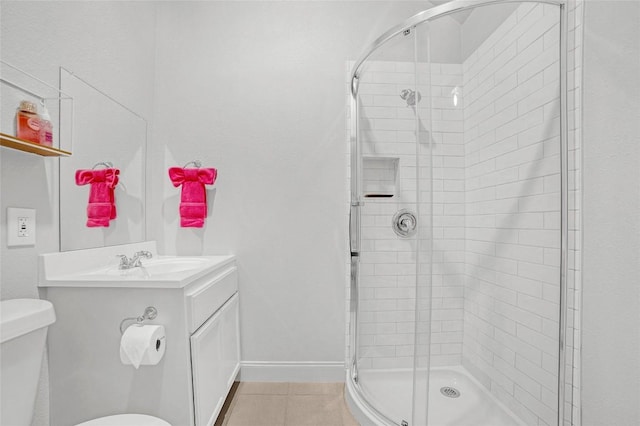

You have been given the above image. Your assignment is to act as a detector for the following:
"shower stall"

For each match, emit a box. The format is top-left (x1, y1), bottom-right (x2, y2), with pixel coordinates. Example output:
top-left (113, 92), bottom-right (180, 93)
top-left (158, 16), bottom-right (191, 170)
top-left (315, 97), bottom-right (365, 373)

top-left (347, 1), bottom-right (576, 425)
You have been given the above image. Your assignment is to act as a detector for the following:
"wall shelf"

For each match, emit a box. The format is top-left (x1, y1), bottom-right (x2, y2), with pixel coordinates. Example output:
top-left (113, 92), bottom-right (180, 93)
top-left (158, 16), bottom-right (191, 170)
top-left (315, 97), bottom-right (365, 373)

top-left (1, 61), bottom-right (74, 156)
top-left (0, 132), bottom-right (71, 157)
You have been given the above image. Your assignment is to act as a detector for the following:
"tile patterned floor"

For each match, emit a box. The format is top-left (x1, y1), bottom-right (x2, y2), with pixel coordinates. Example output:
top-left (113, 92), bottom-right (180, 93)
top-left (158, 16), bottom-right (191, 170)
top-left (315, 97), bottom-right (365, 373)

top-left (217, 382), bottom-right (359, 426)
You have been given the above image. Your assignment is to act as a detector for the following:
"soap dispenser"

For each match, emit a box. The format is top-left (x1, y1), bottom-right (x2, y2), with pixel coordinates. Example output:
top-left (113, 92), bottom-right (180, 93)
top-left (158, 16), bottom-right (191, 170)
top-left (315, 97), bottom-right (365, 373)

top-left (39, 104), bottom-right (53, 146)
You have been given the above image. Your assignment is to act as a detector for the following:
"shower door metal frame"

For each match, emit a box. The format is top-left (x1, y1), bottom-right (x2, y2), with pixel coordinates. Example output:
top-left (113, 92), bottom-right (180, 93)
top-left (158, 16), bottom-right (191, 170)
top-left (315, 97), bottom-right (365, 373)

top-left (348, 1), bottom-right (571, 425)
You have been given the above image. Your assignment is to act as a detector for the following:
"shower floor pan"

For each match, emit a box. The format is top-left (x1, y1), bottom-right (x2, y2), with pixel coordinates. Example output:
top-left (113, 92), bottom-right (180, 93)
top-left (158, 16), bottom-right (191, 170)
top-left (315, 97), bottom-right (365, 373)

top-left (347, 366), bottom-right (525, 426)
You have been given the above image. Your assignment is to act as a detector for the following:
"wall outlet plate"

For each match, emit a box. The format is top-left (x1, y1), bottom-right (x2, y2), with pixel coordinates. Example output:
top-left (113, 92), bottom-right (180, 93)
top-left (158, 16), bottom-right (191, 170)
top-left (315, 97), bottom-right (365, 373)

top-left (7, 207), bottom-right (36, 247)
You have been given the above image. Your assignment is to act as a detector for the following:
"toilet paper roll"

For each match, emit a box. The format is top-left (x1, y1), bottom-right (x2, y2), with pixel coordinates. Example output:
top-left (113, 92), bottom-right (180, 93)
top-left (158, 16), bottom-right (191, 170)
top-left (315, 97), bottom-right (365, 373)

top-left (119, 324), bottom-right (166, 369)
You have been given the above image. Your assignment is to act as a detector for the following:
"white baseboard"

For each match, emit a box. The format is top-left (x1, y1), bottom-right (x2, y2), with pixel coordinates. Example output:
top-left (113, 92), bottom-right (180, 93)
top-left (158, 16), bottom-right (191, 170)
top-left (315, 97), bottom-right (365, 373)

top-left (239, 361), bottom-right (346, 382)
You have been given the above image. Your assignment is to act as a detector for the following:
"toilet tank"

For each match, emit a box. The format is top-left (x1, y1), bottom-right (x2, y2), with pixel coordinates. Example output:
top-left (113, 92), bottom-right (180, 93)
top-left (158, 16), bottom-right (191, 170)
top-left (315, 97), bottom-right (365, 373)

top-left (1, 298), bottom-right (56, 426)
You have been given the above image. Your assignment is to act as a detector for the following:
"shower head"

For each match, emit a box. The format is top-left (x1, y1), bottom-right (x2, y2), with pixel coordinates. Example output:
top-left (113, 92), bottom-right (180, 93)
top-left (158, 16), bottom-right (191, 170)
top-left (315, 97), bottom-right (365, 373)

top-left (400, 89), bottom-right (421, 106)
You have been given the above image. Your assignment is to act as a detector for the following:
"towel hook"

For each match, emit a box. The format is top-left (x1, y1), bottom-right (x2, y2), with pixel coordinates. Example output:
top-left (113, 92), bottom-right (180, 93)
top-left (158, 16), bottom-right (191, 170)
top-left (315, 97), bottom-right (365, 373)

top-left (91, 161), bottom-right (121, 189)
top-left (183, 160), bottom-right (202, 168)
top-left (119, 306), bottom-right (158, 335)
top-left (92, 161), bottom-right (114, 169)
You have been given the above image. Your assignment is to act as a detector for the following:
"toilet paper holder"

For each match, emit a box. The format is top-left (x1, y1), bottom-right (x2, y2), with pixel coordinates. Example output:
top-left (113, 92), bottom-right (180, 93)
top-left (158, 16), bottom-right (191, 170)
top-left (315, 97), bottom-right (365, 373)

top-left (119, 306), bottom-right (158, 334)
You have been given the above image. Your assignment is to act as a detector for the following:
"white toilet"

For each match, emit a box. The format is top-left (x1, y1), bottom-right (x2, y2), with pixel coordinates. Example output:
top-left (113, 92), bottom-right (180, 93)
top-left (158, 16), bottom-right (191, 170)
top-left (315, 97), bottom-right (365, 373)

top-left (0, 298), bottom-right (170, 426)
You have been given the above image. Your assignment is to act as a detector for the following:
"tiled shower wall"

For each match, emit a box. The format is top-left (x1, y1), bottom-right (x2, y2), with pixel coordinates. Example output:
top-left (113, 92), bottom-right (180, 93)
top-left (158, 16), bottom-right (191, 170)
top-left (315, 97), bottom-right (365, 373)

top-left (461, 3), bottom-right (563, 426)
top-left (354, 61), bottom-right (465, 369)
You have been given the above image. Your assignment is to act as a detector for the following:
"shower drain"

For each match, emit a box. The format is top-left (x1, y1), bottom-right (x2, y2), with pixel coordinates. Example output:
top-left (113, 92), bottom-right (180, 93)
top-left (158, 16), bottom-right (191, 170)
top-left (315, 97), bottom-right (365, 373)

top-left (440, 386), bottom-right (461, 398)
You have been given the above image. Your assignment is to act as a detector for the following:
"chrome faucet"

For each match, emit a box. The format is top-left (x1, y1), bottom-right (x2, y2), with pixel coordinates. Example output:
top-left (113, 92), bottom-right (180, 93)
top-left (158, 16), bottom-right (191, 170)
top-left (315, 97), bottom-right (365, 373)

top-left (116, 251), bottom-right (153, 269)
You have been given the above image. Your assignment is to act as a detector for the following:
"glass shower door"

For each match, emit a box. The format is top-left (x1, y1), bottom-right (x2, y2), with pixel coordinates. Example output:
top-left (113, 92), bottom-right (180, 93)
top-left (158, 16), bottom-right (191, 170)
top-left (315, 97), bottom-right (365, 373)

top-left (412, 22), bottom-right (437, 426)
top-left (352, 26), bottom-right (431, 426)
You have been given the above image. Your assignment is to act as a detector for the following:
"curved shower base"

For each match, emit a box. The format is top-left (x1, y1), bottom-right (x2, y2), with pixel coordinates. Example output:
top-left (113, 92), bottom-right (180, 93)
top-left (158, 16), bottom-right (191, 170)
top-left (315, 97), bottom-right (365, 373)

top-left (346, 367), bottom-right (525, 426)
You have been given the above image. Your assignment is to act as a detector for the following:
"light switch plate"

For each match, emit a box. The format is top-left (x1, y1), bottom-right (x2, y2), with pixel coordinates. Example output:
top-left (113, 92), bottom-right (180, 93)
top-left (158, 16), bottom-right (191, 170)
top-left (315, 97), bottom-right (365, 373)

top-left (7, 208), bottom-right (36, 247)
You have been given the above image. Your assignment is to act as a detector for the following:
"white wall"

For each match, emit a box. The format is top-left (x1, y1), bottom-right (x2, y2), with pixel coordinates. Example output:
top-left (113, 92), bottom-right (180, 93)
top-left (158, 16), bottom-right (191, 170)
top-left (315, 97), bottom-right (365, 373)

top-left (1, 2), bottom-right (157, 424)
top-left (581, 1), bottom-right (640, 425)
top-left (152, 1), bottom-right (433, 378)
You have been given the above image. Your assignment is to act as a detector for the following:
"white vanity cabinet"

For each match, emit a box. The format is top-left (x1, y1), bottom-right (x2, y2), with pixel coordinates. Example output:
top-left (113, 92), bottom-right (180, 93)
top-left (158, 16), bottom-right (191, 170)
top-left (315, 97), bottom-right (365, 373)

top-left (39, 245), bottom-right (241, 426)
top-left (187, 266), bottom-right (241, 426)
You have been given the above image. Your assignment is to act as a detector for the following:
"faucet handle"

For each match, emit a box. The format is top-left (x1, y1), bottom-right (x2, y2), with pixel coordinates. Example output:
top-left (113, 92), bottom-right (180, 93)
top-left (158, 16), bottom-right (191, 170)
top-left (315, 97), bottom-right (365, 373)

top-left (134, 251), bottom-right (153, 259)
top-left (116, 254), bottom-right (129, 269)
top-left (130, 251), bottom-right (152, 268)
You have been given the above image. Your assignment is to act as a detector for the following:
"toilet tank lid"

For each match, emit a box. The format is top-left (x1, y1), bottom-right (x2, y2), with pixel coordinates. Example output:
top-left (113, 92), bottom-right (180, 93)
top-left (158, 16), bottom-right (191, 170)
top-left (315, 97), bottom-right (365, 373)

top-left (0, 299), bottom-right (56, 344)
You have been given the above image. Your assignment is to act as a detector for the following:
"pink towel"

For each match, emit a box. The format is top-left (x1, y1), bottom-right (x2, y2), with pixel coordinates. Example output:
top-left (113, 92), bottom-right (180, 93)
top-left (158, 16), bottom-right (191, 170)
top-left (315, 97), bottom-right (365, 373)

top-left (75, 168), bottom-right (120, 227)
top-left (168, 167), bottom-right (217, 228)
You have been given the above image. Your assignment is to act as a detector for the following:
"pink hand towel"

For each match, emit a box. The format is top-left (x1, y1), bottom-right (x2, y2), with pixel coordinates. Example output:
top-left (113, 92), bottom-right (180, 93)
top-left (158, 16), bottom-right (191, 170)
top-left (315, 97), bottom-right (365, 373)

top-left (168, 167), bottom-right (217, 228)
top-left (75, 168), bottom-right (120, 227)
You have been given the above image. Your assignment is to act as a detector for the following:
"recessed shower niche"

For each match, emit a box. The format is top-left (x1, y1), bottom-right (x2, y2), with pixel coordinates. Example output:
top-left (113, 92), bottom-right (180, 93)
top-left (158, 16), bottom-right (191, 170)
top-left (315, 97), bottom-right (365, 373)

top-left (363, 156), bottom-right (399, 198)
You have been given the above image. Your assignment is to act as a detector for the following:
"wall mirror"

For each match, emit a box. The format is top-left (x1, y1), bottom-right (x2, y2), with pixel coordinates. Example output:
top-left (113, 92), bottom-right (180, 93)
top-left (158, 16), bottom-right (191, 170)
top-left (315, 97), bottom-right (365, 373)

top-left (59, 68), bottom-right (147, 251)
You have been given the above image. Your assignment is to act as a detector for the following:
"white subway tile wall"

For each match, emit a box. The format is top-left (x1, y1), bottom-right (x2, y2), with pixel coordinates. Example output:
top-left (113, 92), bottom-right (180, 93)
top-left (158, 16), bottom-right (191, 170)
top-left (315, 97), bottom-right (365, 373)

top-left (354, 61), bottom-right (465, 370)
top-left (462, 4), bottom-right (563, 425)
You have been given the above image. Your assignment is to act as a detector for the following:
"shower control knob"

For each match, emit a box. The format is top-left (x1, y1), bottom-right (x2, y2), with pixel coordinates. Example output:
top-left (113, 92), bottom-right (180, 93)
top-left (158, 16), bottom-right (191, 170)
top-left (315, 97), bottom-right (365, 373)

top-left (399, 217), bottom-right (413, 230)
top-left (392, 209), bottom-right (418, 238)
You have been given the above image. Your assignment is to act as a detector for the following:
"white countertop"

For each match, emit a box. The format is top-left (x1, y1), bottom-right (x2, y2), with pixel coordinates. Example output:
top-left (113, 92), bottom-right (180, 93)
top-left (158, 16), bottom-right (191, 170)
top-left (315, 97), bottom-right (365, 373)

top-left (39, 242), bottom-right (235, 289)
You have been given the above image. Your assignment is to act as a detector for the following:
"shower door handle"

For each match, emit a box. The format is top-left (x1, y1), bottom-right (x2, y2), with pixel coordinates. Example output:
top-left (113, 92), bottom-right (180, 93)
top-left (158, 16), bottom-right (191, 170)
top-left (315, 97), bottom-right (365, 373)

top-left (348, 202), bottom-right (361, 382)
top-left (349, 202), bottom-right (361, 256)
top-left (349, 249), bottom-right (360, 383)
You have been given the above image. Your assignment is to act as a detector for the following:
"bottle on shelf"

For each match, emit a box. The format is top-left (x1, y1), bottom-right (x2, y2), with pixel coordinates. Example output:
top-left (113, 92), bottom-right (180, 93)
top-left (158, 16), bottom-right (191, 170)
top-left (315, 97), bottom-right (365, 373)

top-left (39, 104), bottom-right (53, 146)
top-left (16, 100), bottom-right (41, 143)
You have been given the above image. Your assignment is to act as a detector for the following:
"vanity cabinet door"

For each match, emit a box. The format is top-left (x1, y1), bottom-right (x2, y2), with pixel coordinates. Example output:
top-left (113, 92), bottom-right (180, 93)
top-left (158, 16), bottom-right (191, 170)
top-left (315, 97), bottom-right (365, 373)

top-left (190, 293), bottom-right (240, 426)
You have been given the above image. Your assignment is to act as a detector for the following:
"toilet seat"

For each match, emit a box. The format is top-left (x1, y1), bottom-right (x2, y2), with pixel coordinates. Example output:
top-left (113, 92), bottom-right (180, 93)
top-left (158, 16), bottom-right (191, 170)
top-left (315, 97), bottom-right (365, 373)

top-left (76, 413), bottom-right (171, 426)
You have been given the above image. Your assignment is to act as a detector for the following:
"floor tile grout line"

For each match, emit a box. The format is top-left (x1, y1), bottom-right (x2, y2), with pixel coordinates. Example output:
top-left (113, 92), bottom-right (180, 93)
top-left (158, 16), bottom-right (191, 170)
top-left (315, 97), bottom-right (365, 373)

top-left (282, 383), bottom-right (290, 426)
